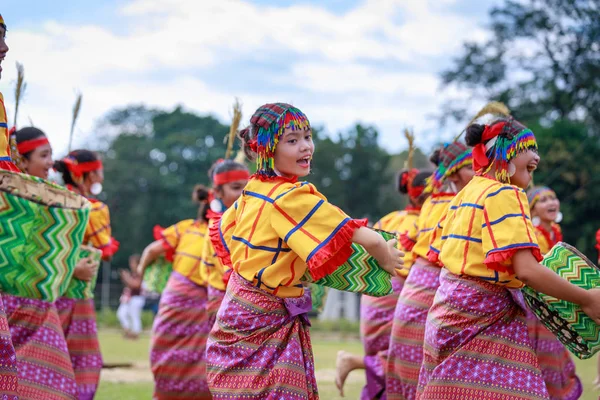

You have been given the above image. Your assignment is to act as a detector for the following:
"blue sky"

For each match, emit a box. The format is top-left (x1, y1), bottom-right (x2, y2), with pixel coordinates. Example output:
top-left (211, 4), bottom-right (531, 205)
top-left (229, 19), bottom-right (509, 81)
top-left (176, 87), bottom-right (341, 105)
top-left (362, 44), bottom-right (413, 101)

top-left (0, 0), bottom-right (497, 155)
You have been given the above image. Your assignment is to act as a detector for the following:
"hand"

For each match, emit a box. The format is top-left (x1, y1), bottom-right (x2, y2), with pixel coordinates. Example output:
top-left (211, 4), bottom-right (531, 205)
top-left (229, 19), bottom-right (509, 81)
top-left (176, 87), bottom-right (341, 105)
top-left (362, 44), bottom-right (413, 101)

top-left (380, 239), bottom-right (403, 276)
top-left (581, 288), bottom-right (600, 325)
top-left (73, 257), bottom-right (100, 282)
top-left (137, 263), bottom-right (145, 276)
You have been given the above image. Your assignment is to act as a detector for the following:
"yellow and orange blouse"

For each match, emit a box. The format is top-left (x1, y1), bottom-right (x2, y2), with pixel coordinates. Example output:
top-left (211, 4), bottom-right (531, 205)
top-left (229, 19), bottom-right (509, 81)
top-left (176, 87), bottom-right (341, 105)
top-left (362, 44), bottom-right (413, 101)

top-left (86, 199), bottom-right (119, 260)
top-left (428, 176), bottom-right (541, 288)
top-left (211, 177), bottom-right (366, 298)
top-left (201, 217), bottom-right (230, 292)
top-left (401, 193), bottom-right (454, 271)
top-left (375, 208), bottom-right (420, 276)
top-left (533, 223), bottom-right (562, 255)
top-left (160, 219), bottom-right (208, 287)
top-left (0, 93), bottom-right (18, 172)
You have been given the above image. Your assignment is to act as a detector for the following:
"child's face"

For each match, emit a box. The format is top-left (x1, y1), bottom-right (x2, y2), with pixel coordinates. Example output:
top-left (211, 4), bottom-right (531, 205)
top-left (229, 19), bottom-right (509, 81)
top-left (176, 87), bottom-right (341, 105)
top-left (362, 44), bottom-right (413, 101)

top-left (218, 178), bottom-right (248, 209)
top-left (532, 192), bottom-right (560, 224)
top-left (21, 143), bottom-right (53, 179)
top-left (509, 149), bottom-right (540, 189)
top-left (274, 126), bottom-right (314, 178)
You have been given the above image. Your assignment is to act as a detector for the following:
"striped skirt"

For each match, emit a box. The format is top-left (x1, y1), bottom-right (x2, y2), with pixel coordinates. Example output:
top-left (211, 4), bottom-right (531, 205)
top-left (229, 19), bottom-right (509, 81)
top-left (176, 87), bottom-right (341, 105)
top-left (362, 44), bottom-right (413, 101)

top-left (417, 269), bottom-right (549, 400)
top-left (359, 277), bottom-right (404, 400)
top-left (207, 272), bottom-right (316, 400)
top-left (4, 295), bottom-right (77, 400)
top-left (150, 271), bottom-right (211, 400)
top-left (526, 309), bottom-right (582, 400)
top-left (55, 298), bottom-right (102, 400)
top-left (386, 258), bottom-right (440, 400)
top-left (0, 295), bottom-right (20, 400)
top-left (206, 286), bottom-right (225, 330)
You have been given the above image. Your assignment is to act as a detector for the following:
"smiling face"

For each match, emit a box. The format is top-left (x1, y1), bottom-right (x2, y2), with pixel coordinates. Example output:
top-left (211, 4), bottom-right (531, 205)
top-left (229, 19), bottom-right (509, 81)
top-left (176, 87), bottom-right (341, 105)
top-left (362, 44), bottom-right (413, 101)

top-left (21, 143), bottom-right (53, 179)
top-left (508, 149), bottom-right (540, 189)
top-left (273, 126), bottom-right (314, 178)
top-left (0, 25), bottom-right (8, 80)
top-left (448, 163), bottom-right (475, 192)
top-left (532, 191), bottom-right (560, 224)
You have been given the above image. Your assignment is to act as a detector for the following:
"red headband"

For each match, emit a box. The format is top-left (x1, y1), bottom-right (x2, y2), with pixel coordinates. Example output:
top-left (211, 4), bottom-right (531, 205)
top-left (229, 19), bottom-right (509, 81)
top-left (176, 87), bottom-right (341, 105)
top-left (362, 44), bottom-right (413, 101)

top-left (213, 169), bottom-right (250, 185)
top-left (17, 137), bottom-right (50, 155)
top-left (472, 123), bottom-right (505, 171)
top-left (62, 158), bottom-right (103, 177)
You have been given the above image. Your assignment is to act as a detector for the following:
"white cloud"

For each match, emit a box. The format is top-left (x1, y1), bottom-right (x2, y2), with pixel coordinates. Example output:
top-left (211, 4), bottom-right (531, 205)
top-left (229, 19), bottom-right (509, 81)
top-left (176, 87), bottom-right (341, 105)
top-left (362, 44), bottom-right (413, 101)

top-left (0, 0), bottom-right (492, 156)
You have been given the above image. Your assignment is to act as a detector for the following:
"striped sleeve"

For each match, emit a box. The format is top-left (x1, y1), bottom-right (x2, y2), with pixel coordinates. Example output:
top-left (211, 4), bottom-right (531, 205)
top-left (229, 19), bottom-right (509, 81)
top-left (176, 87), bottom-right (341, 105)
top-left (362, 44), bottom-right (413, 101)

top-left (270, 183), bottom-right (367, 281)
top-left (481, 186), bottom-right (542, 272)
top-left (86, 201), bottom-right (119, 259)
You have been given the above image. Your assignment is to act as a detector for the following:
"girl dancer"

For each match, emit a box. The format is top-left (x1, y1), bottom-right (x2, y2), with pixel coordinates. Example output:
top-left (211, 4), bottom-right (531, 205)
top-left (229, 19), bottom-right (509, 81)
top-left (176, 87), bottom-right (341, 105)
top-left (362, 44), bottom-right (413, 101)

top-left (335, 166), bottom-right (431, 399)
top-left (526, 186), bottom-right (581, 399)
top-left (206, 103), bottom-right (402, 400)
top-left (138, 184), bottom-right (213, 399)
top-left (55, 150), bottom-right (119, 400)
top-left (386, 141), bottom-right (473, 400)
top-left (418, 116), bottom-right (600, 399)
top-left (201, 159), bottom-right (249, 327)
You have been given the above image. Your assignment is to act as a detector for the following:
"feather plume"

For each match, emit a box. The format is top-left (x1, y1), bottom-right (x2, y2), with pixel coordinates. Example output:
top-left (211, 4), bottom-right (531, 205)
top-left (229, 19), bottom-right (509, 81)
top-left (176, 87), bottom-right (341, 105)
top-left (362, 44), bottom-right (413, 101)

top-left (404, 128), bottom-right (415, 170)
top-left (13, 62), bottom-right (26, 128)
top-left (454, 101), bottom-right (511, 141)
top-left (225, 98), bottom-right (242, 159)
top-left (68, 92), bottom-right (83, 153)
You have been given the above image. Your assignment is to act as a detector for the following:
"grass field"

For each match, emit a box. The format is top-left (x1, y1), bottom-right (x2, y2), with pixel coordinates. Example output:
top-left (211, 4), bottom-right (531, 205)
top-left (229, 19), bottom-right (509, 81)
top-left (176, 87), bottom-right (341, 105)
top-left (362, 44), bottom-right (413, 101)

top-left (96, 329), bottom-right (599, 399)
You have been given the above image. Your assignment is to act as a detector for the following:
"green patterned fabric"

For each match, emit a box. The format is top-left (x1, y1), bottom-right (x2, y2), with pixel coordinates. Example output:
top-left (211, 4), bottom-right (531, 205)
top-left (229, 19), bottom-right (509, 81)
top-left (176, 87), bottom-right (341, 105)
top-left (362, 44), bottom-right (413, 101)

top-left (522, 242), bottom-right (600, 359)
top-left (63, 245), bottom-right (102, 299)
top-left (301, 230), bottom-right (394, 297)
top-left (310, 284), bottom-right (328, 313)
top-left (0, 170), bottom-right (90, 301)
top-left (143, 256), bottom-right (173, 294)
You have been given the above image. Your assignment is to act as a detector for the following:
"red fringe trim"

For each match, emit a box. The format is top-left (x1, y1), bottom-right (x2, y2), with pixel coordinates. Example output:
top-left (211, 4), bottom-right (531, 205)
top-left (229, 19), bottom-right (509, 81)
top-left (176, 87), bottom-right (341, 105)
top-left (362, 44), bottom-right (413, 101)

top-left (0, 161), bottom-right (20, 173)
top-left (153, 225), bottom-right (174, 262)
top-left (209, 215), bottom-right (233, 269)
top-left (399, 232), bottom-right (416, 252)
top-left (484, 246), bottom-right (542, 274)
top-left (307, 218), bottom-right (368, 281)
top-left (427, 249), bottom-right (441, 266)
top-left (222, 269), bottom-right (233, 286)
top-left (101, 237), bottom-right (120, 260)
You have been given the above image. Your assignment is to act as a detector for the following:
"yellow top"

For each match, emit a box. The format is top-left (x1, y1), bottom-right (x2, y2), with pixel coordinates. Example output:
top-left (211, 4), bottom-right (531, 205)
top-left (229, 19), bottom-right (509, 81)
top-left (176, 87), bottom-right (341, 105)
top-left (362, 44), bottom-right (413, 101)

top-left (405, 193), bottom-right (455, 268)
top-left (86, 200), bottom-right (118, 259)
top-left (0, 93), bottom-right (10, 160)
top-left (533, 223), bottom-right (562, 255)
top-left (374, 208), bottom-right (420, 276)
top-left (161, 219), bottom-right (208, 286)
top-left (430, 176), bottom-right (541, 288)
top-left (201, 218), bottom-right (229, 291)
top-left (213, 177), bottom-right (365, 298)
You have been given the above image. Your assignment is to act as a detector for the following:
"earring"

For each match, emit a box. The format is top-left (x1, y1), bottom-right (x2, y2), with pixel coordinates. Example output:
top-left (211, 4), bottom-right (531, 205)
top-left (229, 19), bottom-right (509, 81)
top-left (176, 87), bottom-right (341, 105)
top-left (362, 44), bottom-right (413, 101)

top-left (532, 216), bottom-right (541, 227)
top-left (508, 162), bottom-right (516, 177)
top-left (555, 212), bottom-right (563, 223)
top-left (210, 199), bottom-right (224, 213)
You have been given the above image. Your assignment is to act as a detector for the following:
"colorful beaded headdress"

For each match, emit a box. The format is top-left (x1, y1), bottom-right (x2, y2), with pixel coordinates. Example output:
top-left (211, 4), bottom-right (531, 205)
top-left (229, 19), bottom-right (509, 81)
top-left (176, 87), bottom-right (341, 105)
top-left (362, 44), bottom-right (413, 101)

top-left (428, 141), bottom-right (473, 192)
top-left (527, 186), bottom-right (556, 210)
top-left (248, 103), bottom-right (310, 178)
top-left (472, 118), bottom-right (537, 183)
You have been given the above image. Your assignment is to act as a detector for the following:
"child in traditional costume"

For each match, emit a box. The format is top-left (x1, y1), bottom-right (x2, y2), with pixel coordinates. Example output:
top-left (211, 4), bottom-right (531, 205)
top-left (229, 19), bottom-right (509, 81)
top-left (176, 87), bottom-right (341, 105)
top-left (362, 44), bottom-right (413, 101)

top-left (335, 137), bottom-right (431, 400)
top-left (418, 117), bottom-right (600, 399)
top-left (138, 185), bottom-right (213, 399)
top-left (525, 186), bottom-right (581, 399)
top-left (0, 19), bottom-right (33, 396)
top-left (55, 150), bottom-right (119, 400)
top-left (201, 159), bottom-right (249, 327)
top-left (206, 103), bottom-right (402, 400)
top-left (386, 141), bottom-right (473, 400)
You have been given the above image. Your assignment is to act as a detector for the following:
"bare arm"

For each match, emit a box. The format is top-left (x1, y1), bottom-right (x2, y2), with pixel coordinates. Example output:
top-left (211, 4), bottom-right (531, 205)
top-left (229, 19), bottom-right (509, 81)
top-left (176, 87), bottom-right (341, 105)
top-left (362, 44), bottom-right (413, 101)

top-left (513, 249), bottom-right (600, 324)
top-left (137, 240), bottom-right (166, 275)
top-left (352, 227), bottom-right (402, 276)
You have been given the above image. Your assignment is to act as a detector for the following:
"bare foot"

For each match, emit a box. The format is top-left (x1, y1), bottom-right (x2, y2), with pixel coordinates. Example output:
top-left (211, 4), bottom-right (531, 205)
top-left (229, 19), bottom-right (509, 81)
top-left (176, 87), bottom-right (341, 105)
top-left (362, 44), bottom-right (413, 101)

top-left (335, 351), bottom-right (355, 397)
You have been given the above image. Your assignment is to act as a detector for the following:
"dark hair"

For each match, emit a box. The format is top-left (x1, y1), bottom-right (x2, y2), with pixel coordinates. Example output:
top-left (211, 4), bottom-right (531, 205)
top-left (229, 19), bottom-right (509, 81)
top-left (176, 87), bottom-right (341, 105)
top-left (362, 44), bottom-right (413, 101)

top-left (237, 127), bottom-right (257, 162)
top-left (54, 149), bottom-right (99, 186)
top-left (465, 123), bottom-right (486, 147)
top-left (429, 148), bottom-right (442, 166)
top-left (15, 127), bottom-right (47, 159)
top-left (208, 159), bottom-right (249, 186)
top-left (397, 169), bottom-right (432, 195)
top-left (192, 184), bottom-right (210, 222)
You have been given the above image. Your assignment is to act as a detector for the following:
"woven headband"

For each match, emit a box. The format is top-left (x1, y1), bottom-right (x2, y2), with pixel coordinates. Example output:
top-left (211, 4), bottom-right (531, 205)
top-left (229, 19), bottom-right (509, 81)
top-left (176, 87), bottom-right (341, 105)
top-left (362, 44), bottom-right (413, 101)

top-left (213, 170), bottom-right (250, 185)
top-left (17, 137), bottom-right (50, 155)
top-left (527, 187), bottom-right (556, 210)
